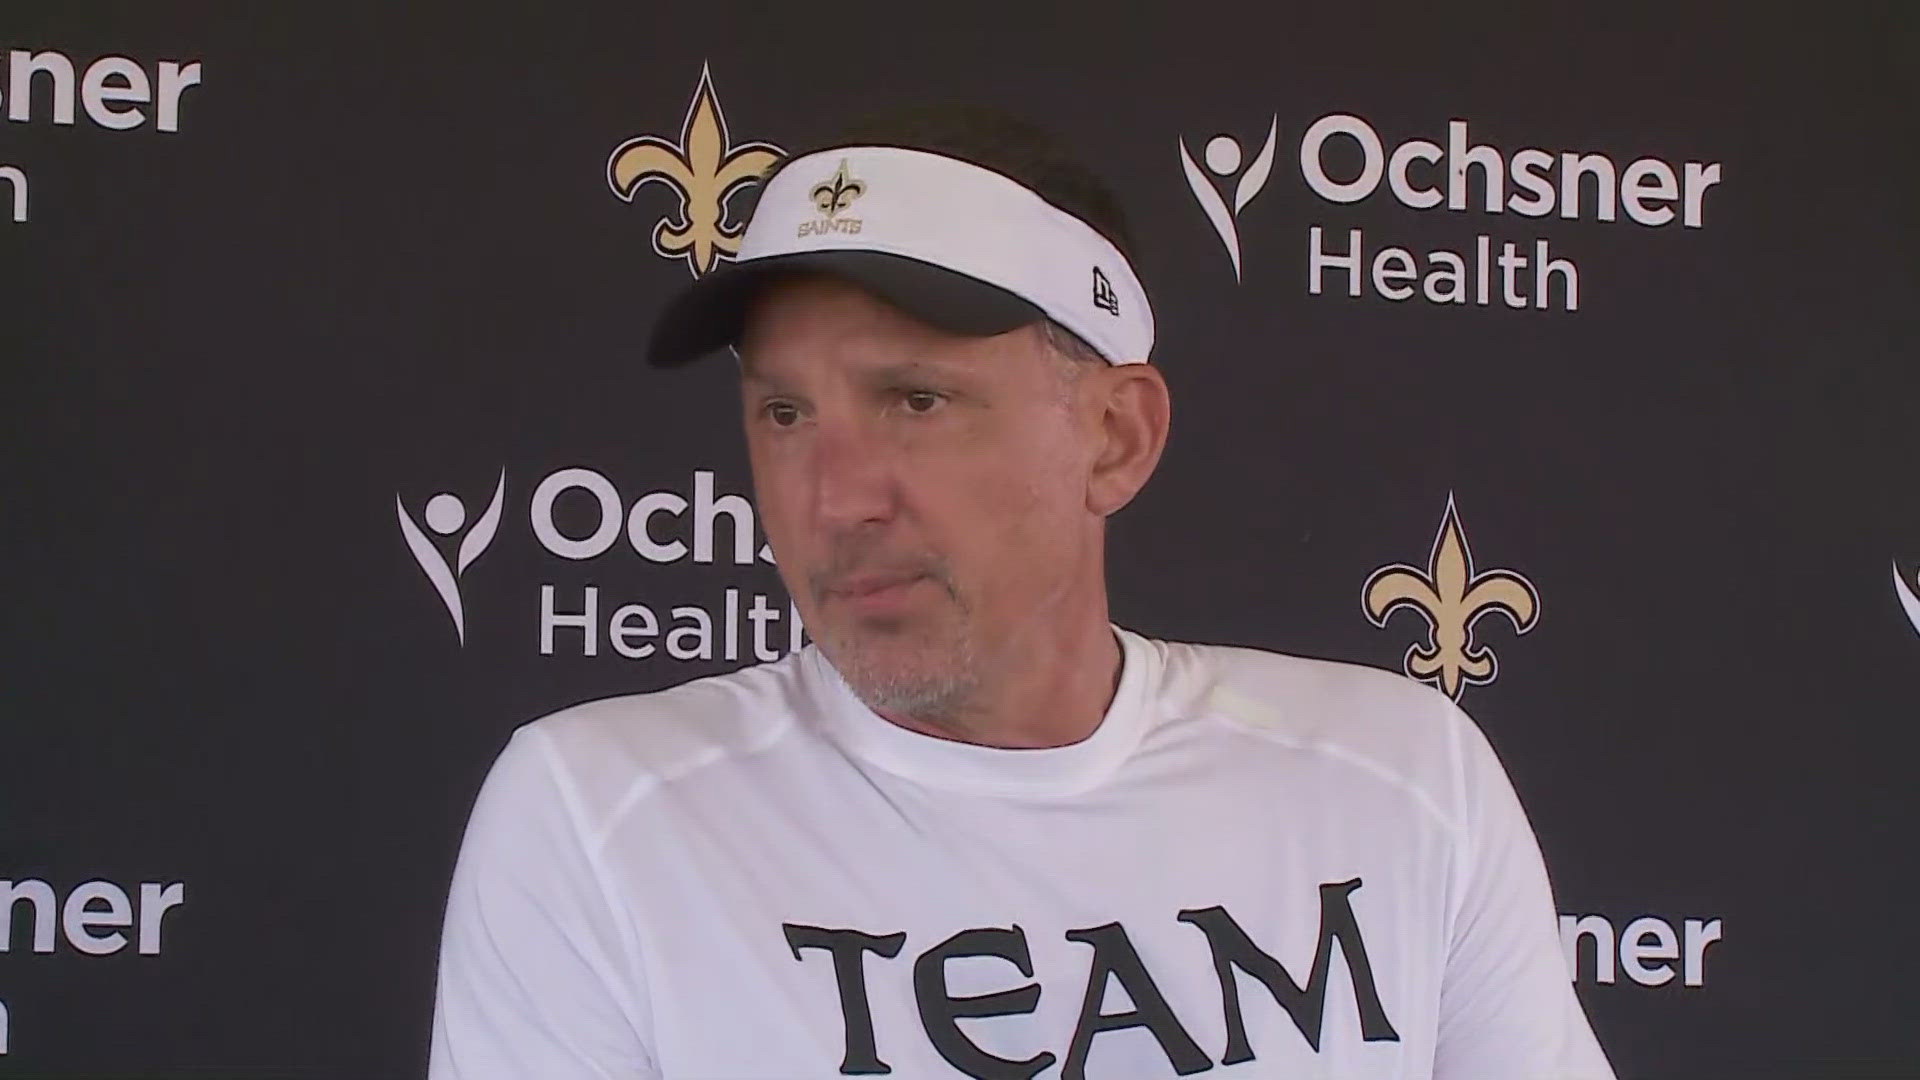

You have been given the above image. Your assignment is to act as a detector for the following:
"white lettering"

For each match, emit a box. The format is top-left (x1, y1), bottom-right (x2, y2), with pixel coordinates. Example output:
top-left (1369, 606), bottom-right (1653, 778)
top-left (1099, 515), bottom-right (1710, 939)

top-left (542, 585), bottom-right (801, 663)
top-left (1560, 913), bottom-right (1617, 985)
top-left (1535, 239), bottom-right (1577, 311)
top-left (137, 882), bottom-right (185, 955)
top-left (0, 164), bottom-right (23, 222)
top-left (4, 52), bottom-right (200, 131)
top-left (1424, 251), bottom-right (1465, 304)
top-left (1475, 235), bottom-right (1490, 304)
top-left (1682, 162), bottom-right (1721, 228)
top-left (1447, 119), bottom-right (1504, 213)
top-left (7, 51), bottom-right (76, 124)
top-left (1562, 912), bottom-right (1718, 987)
top-left (1620, 916), bottom-right (1679, 986)
top-left (1507, 148), bottom-right (1555, 217)
top-left (0, 879), bottom-right (56, 953)
top-left (1559, 153), bottom-right (1618, 223)
top-left (1682, 918), bottom-right (1723, 987)
top-left (1621, 158), bottom-right (1679, 227)
top-left (80, 56), bottom-right (148, 131)
top-left (531, 468), bottom-right (621, 559)
top-left (540, 584), bottom-right (599, 656)
top-left (627, 490), bottom-right (688, 562)
top-left (155, 61), bottom-right (202, 133)
top-left (723, 587), bottom-right (739, 660)
top-left (1387, 139), bottom-right (1443, 209)
top-left (533, 470), bottom-right (768, 564)
top-left (63, 881), bottom-right (132, 956)
top-left (1371, 247), bottom-right (1417, 300)
top-left (4, 879), bottom-right (188, 955)
top-left (694, 470), bottom-right (754, 565)
top-left (1308, 226), bottom-right (1362, 297)
top-left (1497, 241), bottom-right (1526, 308)
top-left (1293, 114), bottom-right (1711, 229)
top-left (749, 593), bottom-right (781, 661)
top-left (1307, 231), bottom-right (1572, 311)
top-left (1300, 115), bottom-right (1381, 203)
top-left (666, 605), bottom-right (713, 660)
top-left (609, 602), bottom-right (659, 659)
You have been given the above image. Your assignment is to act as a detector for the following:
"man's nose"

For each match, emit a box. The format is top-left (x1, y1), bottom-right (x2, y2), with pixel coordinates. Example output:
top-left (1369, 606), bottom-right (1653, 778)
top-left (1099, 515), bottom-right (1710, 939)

top-left (810, 416), bottom-right (896, 529)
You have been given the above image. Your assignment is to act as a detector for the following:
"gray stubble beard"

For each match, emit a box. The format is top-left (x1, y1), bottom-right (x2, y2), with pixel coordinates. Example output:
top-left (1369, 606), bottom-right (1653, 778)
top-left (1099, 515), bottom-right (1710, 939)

top-left (810, 576), bottom-right (983, 726)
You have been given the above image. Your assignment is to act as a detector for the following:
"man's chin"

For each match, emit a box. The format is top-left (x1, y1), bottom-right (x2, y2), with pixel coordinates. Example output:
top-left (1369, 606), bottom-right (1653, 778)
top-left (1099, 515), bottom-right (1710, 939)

top-left (813, 617), bottom-right (976, 714)
top-left (816, 614), bottom-right (939, 670)
top-left (817, 592), bottom-right (946, 643)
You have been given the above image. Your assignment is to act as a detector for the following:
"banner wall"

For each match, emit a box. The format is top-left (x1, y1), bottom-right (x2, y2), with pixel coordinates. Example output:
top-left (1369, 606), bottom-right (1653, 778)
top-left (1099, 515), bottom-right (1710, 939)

top-left (3, 4), bottom-right (1915, 1077)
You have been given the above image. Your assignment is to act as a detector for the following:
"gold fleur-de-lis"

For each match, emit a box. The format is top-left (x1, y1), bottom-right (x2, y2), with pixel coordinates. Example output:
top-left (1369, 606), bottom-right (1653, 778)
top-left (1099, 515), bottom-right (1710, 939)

top-left (1363, 495), bottom-right (1540, 699)
top-left (810, 160), bottom-right (865, 218)
top-left (606, 64), bottom-right (783, 276)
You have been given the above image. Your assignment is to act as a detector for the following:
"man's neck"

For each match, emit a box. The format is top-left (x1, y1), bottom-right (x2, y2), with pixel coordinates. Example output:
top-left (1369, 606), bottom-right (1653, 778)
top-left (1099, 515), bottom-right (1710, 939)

top-left (876, 614), bottom-right (1123, 749)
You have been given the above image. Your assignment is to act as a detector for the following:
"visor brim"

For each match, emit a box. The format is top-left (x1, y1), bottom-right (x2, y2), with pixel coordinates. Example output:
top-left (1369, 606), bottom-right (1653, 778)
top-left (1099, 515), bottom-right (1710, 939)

top-left (644, 251), bottom-right (1046, 368)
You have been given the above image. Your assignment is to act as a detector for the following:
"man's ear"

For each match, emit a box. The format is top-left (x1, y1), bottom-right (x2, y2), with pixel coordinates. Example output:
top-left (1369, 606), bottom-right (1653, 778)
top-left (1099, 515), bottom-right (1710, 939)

top-left (1085, 363), bottom-right (1170, 517)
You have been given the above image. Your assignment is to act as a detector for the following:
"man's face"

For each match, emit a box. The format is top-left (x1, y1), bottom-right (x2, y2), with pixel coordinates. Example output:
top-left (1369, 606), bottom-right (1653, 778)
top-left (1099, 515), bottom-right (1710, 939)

top-left (737, 274), bottom-right (1099, 720)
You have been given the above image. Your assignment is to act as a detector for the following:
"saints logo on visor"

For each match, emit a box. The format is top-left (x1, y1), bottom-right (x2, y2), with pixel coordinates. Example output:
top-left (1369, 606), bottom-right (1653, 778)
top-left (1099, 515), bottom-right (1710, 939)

top-left (799, 159), bottom-right (867, 238)
top-left (811, 160), bottom-right (866, 217)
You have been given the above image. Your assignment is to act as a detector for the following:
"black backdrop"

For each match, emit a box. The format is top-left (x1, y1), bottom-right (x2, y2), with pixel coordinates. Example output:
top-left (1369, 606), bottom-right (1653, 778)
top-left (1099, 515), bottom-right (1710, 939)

top-left (3, 3), bottom-right (1916, 1077)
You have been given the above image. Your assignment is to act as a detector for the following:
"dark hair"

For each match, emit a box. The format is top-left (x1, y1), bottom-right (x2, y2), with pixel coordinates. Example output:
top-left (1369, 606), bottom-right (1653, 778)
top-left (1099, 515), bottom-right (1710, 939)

top-left (757, 103), bottom-right (1138, 262)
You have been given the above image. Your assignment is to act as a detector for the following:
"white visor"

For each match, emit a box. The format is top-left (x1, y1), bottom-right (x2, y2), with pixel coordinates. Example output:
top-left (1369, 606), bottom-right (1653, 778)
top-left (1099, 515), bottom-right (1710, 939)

top-left (646, 145), bottom-right (1154, 367)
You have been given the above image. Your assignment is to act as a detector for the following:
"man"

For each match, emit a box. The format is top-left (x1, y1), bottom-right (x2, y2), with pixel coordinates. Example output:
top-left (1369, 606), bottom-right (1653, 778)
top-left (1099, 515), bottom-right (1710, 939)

top-left (428, 108), bottom-right (1617, 1079)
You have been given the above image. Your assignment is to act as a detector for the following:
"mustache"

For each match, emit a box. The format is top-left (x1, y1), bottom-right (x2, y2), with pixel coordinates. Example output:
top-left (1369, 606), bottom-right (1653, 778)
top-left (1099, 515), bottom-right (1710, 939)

top-left (807, 541), bottom-right (958, 602)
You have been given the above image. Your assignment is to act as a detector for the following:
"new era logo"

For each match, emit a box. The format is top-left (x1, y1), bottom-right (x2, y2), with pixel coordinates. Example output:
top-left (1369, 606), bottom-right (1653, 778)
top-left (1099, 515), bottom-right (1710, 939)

top-left (1092, 266), bottom-right (1119, 315)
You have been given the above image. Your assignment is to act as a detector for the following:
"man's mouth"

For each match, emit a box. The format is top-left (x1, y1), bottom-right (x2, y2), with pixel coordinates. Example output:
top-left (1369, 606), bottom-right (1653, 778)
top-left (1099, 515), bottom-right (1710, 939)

top-left (819, 569), bottom-right (938, 616)
top-left (828, 571), bottom-right (925, 599)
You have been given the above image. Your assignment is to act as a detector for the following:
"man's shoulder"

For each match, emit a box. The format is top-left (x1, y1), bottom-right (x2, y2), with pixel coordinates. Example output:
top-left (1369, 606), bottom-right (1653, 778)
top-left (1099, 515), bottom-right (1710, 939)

top-left (1151, 633), bottom-right (1470, 801)
top-left (512, 652), bottom-right (811, 798)
top-left (1168, 636), bottom-right (1455, 729)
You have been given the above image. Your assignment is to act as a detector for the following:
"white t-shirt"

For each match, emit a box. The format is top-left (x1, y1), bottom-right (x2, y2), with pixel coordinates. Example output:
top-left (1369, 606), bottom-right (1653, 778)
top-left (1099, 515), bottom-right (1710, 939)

top-left (429, 626), bottom-right (1616, 1080)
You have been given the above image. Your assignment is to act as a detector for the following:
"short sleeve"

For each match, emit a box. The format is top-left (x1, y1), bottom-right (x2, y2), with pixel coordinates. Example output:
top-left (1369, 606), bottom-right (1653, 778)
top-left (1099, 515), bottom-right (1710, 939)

top-left (428, 725), bottom-right (659, 1080)
top-left (1433, 702), bottom-right (1617, 1080)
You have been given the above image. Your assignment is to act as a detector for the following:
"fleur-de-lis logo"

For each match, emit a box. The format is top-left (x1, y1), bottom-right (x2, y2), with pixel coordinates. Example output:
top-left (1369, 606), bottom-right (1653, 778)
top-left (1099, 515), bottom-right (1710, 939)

top-left (810, 159), bottom-right (865, 218)
top-left (607, 64), bottom-right (783, 276)
top-left (1363, 495), bottom-right (1540, 699)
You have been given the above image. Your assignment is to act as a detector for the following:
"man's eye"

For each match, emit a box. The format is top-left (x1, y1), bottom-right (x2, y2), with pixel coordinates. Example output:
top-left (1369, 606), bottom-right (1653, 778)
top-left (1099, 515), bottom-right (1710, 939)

top-left (902, 390), bottom-right (945, 414)
top-left (765, 402), bottom-right (801, 426)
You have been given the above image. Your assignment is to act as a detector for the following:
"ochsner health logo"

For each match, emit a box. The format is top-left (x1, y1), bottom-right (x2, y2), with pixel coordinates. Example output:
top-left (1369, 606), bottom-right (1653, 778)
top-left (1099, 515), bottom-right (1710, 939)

top-left (395, 467), bottom-right (804, 662)
top-left (397, 472), bottom-right (506, 645)
top-left (1179, 110), bottom-right (1722, 310)
top-left (1894, 560), bottom-right (1920, 639)
top-left (1178, 117), bottom-right (1278, 282)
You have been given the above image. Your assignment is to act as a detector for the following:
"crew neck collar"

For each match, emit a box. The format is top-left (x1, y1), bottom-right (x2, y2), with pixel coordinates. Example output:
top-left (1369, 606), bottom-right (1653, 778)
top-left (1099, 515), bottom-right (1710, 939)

top-left (803, 625), bottom-right (1160, 798)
